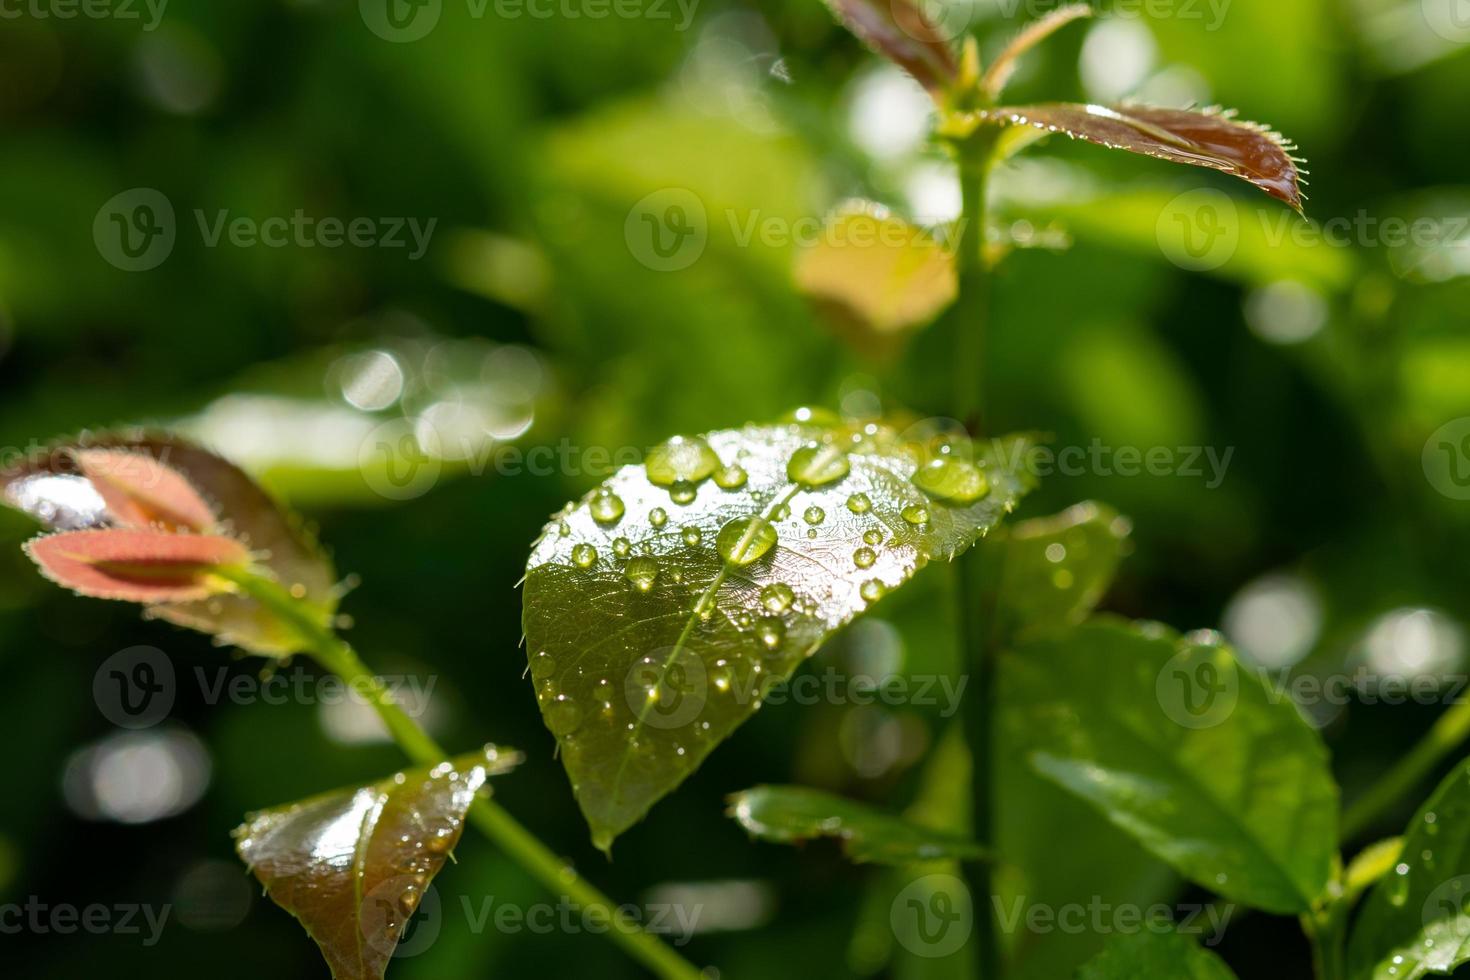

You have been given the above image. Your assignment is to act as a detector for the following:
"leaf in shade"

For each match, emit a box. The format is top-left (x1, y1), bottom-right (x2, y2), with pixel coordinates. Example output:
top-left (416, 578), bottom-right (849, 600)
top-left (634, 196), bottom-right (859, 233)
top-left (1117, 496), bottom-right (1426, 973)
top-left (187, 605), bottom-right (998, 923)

top-left (1078, 928), bottom-right (1239, 979)
top-left (822, 0), bottom-right (959, 97)
top-left (728, 785), bottom-right (987, 866)
top-left (1, 432), bottom-right (337, 655)
top-left (25, 529), bottom-right (249, 603)
top-left (967, 104), bottom-right (1305, 209)
top-left (1003, 617), bottom-right (1337, 914)
top-left (523, 417), bottom-right (1036, 851)
top-left (234, 747), bottom-right (521, 980)
top-left (979, 3), bottom-right (1093, 101)
top-left (74, 449), bottom-right (217, 532)
top-left (1347, 760), bottom-right (1470, 980)
top-left (794, 204), bottom-right (957, 347)
top-left (988, 501), bottom-right (1131, 638)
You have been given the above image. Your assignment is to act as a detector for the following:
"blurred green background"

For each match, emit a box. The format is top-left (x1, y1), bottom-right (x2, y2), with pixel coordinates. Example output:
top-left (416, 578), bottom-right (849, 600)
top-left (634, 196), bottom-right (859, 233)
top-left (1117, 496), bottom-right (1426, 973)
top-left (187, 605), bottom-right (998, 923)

top-left (1, 0), bottom-right (1468, 976)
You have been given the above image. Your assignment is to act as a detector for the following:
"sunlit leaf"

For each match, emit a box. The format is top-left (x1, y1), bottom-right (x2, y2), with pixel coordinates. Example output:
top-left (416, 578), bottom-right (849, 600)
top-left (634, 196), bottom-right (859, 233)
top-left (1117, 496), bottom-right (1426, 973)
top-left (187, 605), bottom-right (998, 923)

top-left (522, 418), bottom-right (1036, 851)
top-left (727, 785), bottom-right (987, 866)
top-left (1347, 760), bottom-right (1470, 979)
top-left (988, 501), bottom-right (1130, 637)
top-left (794, 204), bottom-right (957, 346)
top-left (75, 449), bottom-right (217, 532)
top-left (1077, 927), bottom-right (1239, 979)
top-left (1343, 838), bottom-right (1403, 906)
top-left (965, 104), bottom-right (1305, 210)
top-left (822, 0), bottom-right (959, 98)
top-left (2, 432), bottom-right (337, 655)
top-left (979, 4), bottom-right (1093, 102)
top-left (25, 529), bottom-right (248, 603)
top-left (1003, 618), bottom-right (1337, 913)
top-left (234, 746), bottom-right (520, 980)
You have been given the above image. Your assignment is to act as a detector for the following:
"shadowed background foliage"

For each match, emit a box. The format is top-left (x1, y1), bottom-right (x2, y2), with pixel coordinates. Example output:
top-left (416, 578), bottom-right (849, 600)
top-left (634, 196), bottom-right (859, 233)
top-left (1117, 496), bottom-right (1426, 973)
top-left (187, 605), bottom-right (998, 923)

top-left (1, 0), bottom-right (1468, 976)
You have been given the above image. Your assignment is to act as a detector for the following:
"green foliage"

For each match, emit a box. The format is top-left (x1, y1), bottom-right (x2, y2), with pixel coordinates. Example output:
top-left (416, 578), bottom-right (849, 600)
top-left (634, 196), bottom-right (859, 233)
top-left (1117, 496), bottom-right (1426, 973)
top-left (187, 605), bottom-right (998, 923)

top-left (1077, 928), bottom-right (1238, 979)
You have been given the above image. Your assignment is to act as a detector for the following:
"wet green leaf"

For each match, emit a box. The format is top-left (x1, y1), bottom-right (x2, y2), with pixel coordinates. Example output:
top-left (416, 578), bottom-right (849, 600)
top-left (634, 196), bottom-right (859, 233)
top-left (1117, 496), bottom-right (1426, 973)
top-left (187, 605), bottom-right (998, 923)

top-left (1003, 618), bottom-right (1337, 913)
top-left (1077, 927), bottom-right (1238, 979)
top-left (988, 501), bottom-right (1131, 637)
top-left (1347, 760), bottom-right (1470, 979)
top-left (1343, 838), bottom-right (1403, 906)
top-left (234, 747), bottom-right (520, 980)
top-left (1, 432), bottom-right (337, 656)
top-left (727, 785), bottom-right (987, 866)
top-left (522, 418), bottom-right (1036, 851)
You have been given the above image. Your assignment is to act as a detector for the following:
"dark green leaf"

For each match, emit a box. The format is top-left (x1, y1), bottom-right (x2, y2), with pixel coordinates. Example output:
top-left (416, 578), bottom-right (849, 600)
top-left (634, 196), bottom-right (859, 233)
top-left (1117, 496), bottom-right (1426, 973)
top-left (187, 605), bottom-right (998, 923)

top-left (1077, 928), bottom-right (1239, 979)
top-left (822, 0), bottom-right (959, 97)
top-left (1347, 761), bottom-right (1470, 979)
top-left (522, 418), bottom-right (1036, 851)
top-left (1003, 618), bottom-right (1337, 913)
top-left (234, 746), bottom-right (520, 980)
top-left (1, 431), bottom-right (337, 655)
top-left (989, 501), bottom-right (1131, 637)
top-left (727, 785), bottom-right (987, 865)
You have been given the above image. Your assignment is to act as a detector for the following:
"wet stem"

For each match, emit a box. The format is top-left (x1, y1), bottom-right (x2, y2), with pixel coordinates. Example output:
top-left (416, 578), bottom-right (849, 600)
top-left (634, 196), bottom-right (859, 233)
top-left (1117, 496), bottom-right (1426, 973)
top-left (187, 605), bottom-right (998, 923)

top-left (221, 567), bottom-right (706, 980)
top-left (949, 130), bottom-right (1001, 980)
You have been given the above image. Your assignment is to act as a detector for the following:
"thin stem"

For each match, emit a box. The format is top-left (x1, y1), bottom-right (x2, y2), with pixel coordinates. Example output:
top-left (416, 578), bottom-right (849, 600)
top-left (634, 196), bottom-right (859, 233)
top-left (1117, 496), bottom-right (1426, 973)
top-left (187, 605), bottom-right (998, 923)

top-left (1301, 906), bottom-right (1347, 980)
top-left (1341, 698), bottom-right (1470, 842)
top-left (949, 132), bottom-right (1000, 979)
top-left (221, 567), bottom-right (706, 980)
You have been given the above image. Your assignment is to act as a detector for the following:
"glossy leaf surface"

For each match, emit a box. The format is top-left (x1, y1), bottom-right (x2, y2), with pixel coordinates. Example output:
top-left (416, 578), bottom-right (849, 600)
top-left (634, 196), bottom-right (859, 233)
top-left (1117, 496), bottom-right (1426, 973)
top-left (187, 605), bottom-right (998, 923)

top-left (25, 529), bottom-right (248, 603)
top-left (1003, 618), bottom-right (1336, 913)
top-left (1348, 761), bottom-right (1470, 979)
top-left (523, 419), bottom-right (1035, 850)
top-left (75, 448), bottom-right (217, 532)
top-left (968, 104), bottom-right (1305, 209)
top-left (2, 432), bottom-right (337, 655)
top-left (988, 501), bottom-right (1130, 637)
top-left (235, 747), bottom-right (520, 980)
top-left (1077, 928), bottom-right (1238, 979)
top-left (728, 785), bottom-right (986, 865)
top-left (822, 0), bottom-right (958, 97)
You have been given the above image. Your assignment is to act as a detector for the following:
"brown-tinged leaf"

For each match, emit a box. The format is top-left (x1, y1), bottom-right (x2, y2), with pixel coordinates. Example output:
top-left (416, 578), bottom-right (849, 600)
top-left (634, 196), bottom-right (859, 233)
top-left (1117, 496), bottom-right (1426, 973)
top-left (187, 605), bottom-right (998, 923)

top-left (2, 431), bottom-right (337, 655)
top-left (234, 747), bottom-right (521, 980)
top-left (823, 0), bottom-right (959, 97)
top-left (979, 3), bottom-right (1093, 101)
top-left (24, 528), bottom-right (249, 603)
top-left (969, 103), bottom-right (1305, 209)
top-left (74, 449), bottom-right (217, 532)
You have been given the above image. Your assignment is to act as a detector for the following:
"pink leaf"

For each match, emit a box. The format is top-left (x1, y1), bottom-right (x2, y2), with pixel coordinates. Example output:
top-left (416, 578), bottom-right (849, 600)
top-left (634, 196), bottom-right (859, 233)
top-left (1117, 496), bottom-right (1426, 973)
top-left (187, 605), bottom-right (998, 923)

top-left (823, 0), bottom-right (959, 98)
top-left (974, 103), bottom-right (1305, 209)
top-left (24, 529), bottom-right (249, 603)
top-left (74, 449), bottom-right (217, 532)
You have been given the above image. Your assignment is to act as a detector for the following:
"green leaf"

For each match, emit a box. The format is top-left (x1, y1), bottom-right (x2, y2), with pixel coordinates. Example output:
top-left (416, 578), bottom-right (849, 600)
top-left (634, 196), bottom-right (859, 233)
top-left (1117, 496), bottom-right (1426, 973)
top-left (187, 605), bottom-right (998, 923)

top-left (1077, 927), bottom-right (1239, 979)
top-left (988, 501), bottom-right (1131, 638)
top-left (1347, 761), bottom-right (1470, 979)
top-left (1003, 618), bottom-right (1337, 913)
top-left (1, 432), bottom-right (337, 656)
top-left (962, 104), bottom-right (1306, 210)
top-left (727, 785), bottom-right (987, 866)
top-left (1343, 838), bottom-right (1403, 907)
top-left (234, 746), bottom-right (520, 980)
top-left (522, 418), bottom-right (1036, 851)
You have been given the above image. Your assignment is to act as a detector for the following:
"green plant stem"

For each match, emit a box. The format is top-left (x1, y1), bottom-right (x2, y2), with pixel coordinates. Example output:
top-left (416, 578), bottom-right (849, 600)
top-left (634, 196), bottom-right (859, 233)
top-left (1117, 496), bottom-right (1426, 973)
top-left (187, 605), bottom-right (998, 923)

top-left (1301, 905), bottom-right (1347, 980)
top-left (950, 132), bottom-right (1000, 980)
top-left (222, 568), bottom-right (706, 980)
top-left (1341, 698), bottom-right (1470, 842)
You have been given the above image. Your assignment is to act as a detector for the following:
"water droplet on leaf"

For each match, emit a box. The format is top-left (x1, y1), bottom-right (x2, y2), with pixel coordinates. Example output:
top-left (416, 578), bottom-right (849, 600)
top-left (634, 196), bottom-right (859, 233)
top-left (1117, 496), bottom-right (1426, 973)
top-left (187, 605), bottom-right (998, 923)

top-left (714, 464), bottom-right (748, 489)
top-left (644, 435), bottom-right (720, 486)
top-left (623, 556), bottom-right (659, 592)
top-left (649, 507), bottom-right (668, 528)
top-left (787, 445), bottom-right (850, 488)
top-left (571, 543), bottom-right (597, 568)
top-left (902, 504), bottom-right (929, 525)
top-left (912, 457), bottom-right (989, 504)
top-left (803, 506), bottom-right (825, 526)
top-left (847, 492), bottom-right (871, 514)
top-left (717, 516), bottom-right (778, 566)
top-left (590, 491), bottom-right (625, 524)
top-left (761, 582), bottom-right (794, 613)
top-left (853, 546), bottom-right (876, 569)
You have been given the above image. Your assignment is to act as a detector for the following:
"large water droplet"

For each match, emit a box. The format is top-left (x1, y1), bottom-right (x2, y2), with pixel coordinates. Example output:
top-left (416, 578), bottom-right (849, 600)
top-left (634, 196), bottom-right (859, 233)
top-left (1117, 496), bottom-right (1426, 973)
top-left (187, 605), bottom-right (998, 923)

top-left (714, 464), bottom-right (748, 490)
top-left (863, 528), bottom-right (884, 546)
top-left (669, 481), bottom-right (697, 505)
top-left (682, 525), bottom-right (703, 547)
top-left (612, 537), bottom-right (632, 558)
top-left (571, 543), bottom-right (597, 568)
top-left (644, 435), bottom-right (719, 486)
top-left (787, 444), bottom-right (850, 488)
top-left (530, 651), bottom-right (557, 680)
top-left (546, 696), bottom-right (583, 736)
top-left (761, 582), bottom-right (794, 613)
top-left (902, 504), bottom-right (929, 525)
top-left (860, 579), bottom-right (885, 603)
top-left (912, 458), bottom-right (989, 504)
top-left (853, 546), bottom-right (876, 569)
top-left (847, 492), bottom-right (871, 514)
top-left (803, 506), bottom-right (826, 526)
top-left (649, 507), bottom-right (668, 528)
top-left (717, 516), bottom-right (778, 566)
top-left (590, 491), bottom-right (625, 524)
top-left (623, 556), bottom-right (659, 592)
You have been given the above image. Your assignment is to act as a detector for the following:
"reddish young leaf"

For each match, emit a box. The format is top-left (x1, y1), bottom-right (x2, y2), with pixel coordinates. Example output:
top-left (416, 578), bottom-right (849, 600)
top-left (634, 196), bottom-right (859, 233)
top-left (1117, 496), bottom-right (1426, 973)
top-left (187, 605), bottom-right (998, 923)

top-left (973, 103), bottom-right (1305, 209)
top-left (823, 0), bottom-right (959, 97)
top-left (24, 528), bottom-right (249, 603)
top-left (74, 449), bottom-right (217, 532)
